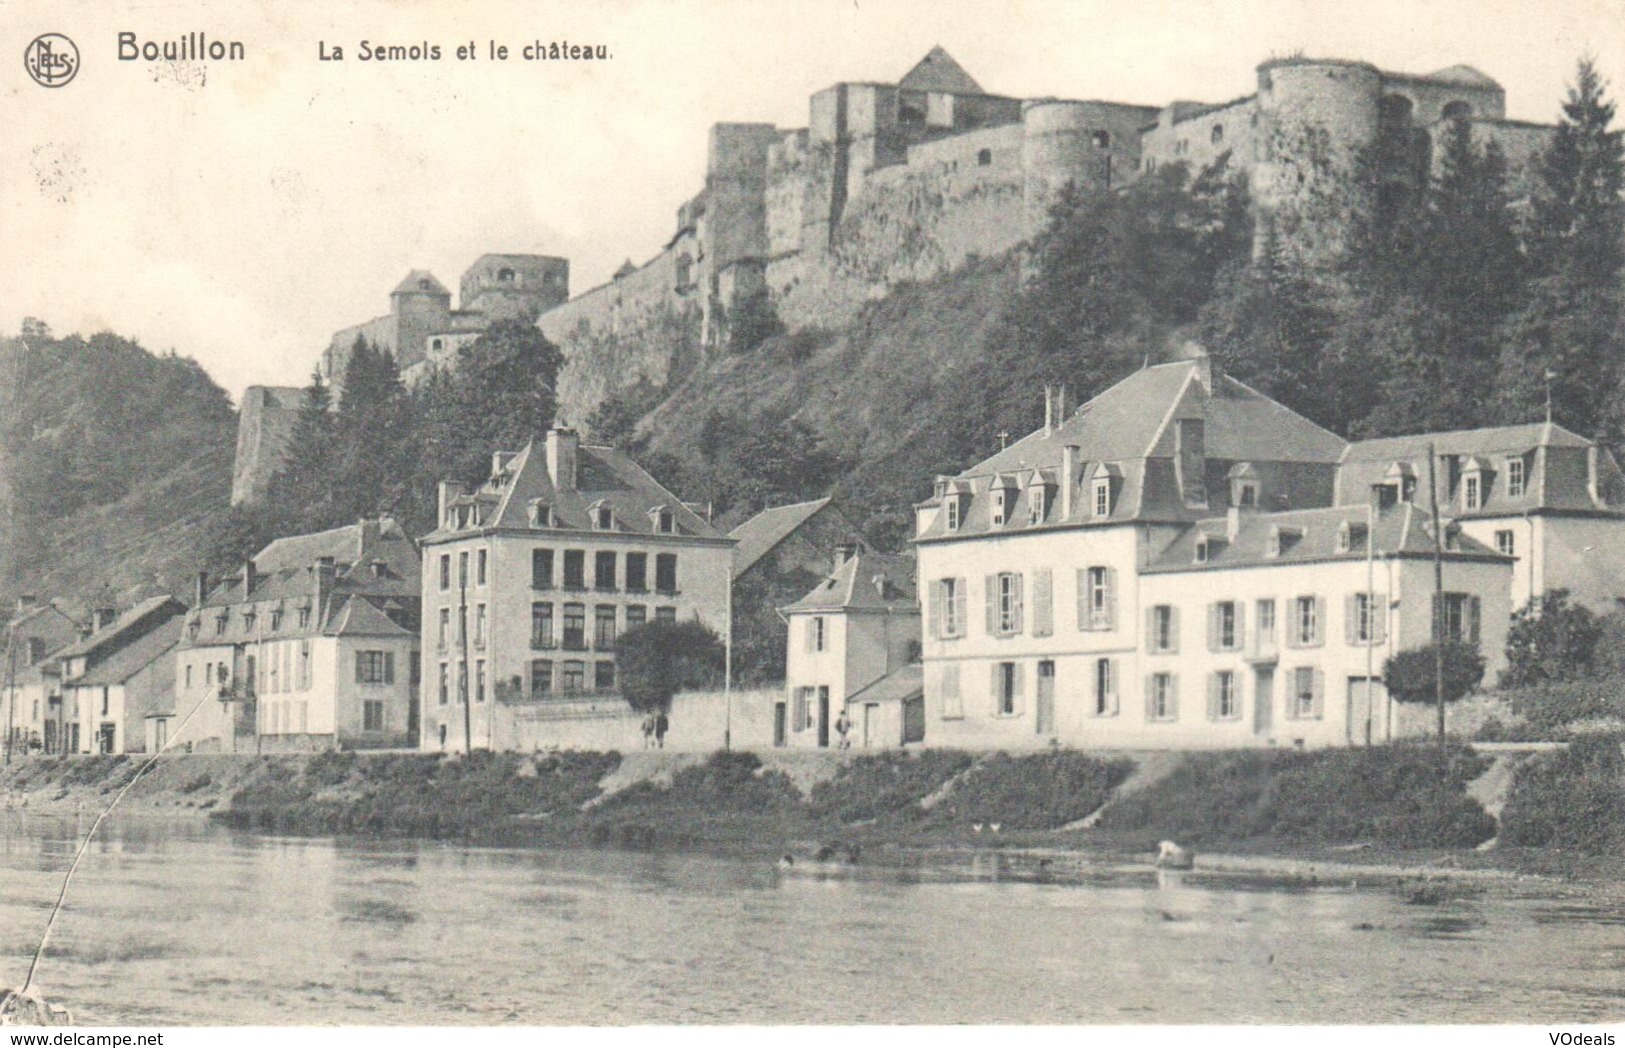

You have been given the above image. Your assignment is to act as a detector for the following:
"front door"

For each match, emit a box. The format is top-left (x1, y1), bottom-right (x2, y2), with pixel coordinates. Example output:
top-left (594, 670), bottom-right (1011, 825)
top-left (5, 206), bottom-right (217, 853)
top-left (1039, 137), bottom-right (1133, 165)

top-left (1254, 669), bottom-right (1274, 736)
top-left (1346, 677), bottom-right (1386, 746)
top-left (863, 703), bottom-right (879, 748)
top-left (1036, 661), bottom-right (1056, 735)
top-left (773, 702), bottom-right (787, 748)
top-left (816, 687), bottom-right (830, 748)
top-left (68, 723), bottom-right (80, 754)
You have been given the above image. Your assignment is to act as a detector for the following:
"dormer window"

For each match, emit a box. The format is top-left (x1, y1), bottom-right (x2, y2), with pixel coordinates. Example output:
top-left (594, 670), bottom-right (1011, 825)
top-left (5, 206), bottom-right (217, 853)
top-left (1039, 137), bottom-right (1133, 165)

top-left (243, 610), bottom-right (256, 632)
top-left (1337, 522), bottom-right (1368, 553)
top-left (528, 500), bottom-right (552, 528)
top-left (1464, 473), bottom-right (1481, 510)
top-left (650, 507), bottom-right (676, 534)
top-left (1229, 462), bottom-right (1260, 509)
top-left (1093, 479), bottom-right (1111, 518)
top-left (991, 480), bottom-right (1015, 526)
top-left (593, 503), bottom-right (615, 531)
top-left (1507, 456), bottom-right (1526, 497)
top-left (945, 497), bottom-right (962, 531)
top-left (298, 606), bottom-right (311, 629)
top-left (1195, 537), bottom-right (1210, 563)
top-left (270, 609), bottom-right (283, 632)
top-left (1028, 486), bottom-right (1047, 525)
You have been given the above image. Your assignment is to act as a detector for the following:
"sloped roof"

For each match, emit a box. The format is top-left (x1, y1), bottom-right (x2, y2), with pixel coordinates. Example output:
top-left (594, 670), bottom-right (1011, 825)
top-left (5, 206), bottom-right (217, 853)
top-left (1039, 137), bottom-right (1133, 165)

top-left (71, 617), bottom-right (182, 687)
top-left (847, 663), bottom-right (924, 706)
top-left (1146, 502), bottom-right (1504, 572)
top-left (391, 270), bottom-right (451, 297)
top-left (432, 435), bottom-right (726, 542)
top-left (54, 595), bottom-right (185, 660)
top-left (1341, 422), bottom-right (1589, 464)
top-left (326, 596), bottom-right (415, 638)
top-left (782, 550), bottom-right (917, 614)
top-left (4, 600), bottom-right (77, 638)
top-left (899, 46), bottom-right (984, 94)
top-left (730, 498), bottom-right (832, 574)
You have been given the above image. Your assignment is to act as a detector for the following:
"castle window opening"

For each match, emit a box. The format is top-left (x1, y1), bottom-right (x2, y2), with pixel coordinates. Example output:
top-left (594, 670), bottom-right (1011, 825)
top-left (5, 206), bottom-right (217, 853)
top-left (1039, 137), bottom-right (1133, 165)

top-left (497, 266), bottom-right (516, 282)
top-left (976, 148), bottom-right (992, 167)
top-left (417, 278), bottom-right (433, 291)
top-left (431, 338), bottom-right (442, 351)
top-left (1210, 124), bottom-right (1224, 144)
top-left (1442, 100), bottom-right (1472, 121)
top-left (675, 254), bottom-right (693, 292)
top-left (1092, 131), bottom-right (1110, 149)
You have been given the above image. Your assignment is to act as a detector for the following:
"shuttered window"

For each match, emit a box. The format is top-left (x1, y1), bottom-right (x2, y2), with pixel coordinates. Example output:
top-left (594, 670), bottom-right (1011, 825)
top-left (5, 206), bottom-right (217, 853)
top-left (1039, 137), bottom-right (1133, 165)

top-left (1032, 569), bottom-right (1053, 637)
top-left (1207, 670), bottom-right (1239, 720)
top-left (1288, 595), bottom-right (1325, 647)
top-left (986, 573), bottom-right (1024, 635)
top-left (1147, 605), bottom-right (1179, 653)
top-left (1346, 592), bottom-right (1389, 645)
top-left (1092, 657), bottom-right (1119, 716)
top-left (1145, 672), bottom-right (1178, 721)
top-left (1287, 666), bottom-right (1325, 719)
top-left (1207, 601), bottom-right (1242, 651)
top-left (1078, 566), bottom-right (1117, 631)
top-left (940, 664), bottom-right (963, 719)
top-left (991, 661), bottom-right (1024, 716)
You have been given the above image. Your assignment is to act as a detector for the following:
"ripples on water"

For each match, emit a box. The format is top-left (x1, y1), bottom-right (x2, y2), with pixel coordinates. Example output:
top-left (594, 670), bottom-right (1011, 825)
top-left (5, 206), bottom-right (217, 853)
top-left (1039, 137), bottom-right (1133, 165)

top-left (0, 815), bottom-right (1621, 1025)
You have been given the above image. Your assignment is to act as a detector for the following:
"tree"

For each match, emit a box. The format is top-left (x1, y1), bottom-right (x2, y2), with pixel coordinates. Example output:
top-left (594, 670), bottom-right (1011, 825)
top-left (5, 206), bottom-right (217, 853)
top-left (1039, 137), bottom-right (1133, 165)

top-left (1495, 57), bottom-right (1625, 436)
top-left (1383, 642), bottom-right (1487, 734)
top-left (1501, 588), bottom-right (1602, 688)
top-left (615, 619), bottom-right (725, 714)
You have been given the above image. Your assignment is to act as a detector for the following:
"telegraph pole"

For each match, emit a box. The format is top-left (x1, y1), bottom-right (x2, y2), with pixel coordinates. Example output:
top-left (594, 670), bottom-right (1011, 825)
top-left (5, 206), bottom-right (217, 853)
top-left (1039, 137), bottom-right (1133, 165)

top-left (4, 618), bottom-right (18, 765)
top-left (459, 553), bottom-right (473, 756)
top-left (1427, 444), bottom-right (1446, 743)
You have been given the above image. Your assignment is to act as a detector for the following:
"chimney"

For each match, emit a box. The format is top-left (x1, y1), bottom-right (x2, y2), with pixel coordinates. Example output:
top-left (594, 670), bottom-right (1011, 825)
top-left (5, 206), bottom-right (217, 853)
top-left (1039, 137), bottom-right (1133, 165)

top-left (243, 560), bottom-right (258, 598)
top-left (1227, 506), bottom-right (1242, 542)
top-left (193, 572), bottom-right (210, 608)
top-left (437, 481), bottom-right (457, 527)
top-left (93, 607), bottom-right (116, 632)
top-left (314, 556), bottom-right (336, 619)
top-left (359, 517), bottom-right (381, 553)
top-left (833, 542), bottom-right (858, 574)
top-left (546, 426), bottom-right (579, 491)
top-left (1193, 349), bottom-right (1213, 394)
top-left (1061, 445), bottom-right (1080, 519)
top-left (1043, 385), bottom-right (1057, 435)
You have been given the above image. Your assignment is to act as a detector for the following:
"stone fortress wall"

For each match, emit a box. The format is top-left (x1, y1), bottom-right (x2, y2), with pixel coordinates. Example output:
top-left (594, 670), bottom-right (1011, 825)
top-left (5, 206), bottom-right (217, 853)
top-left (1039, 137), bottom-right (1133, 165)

top-left (232, 48), bottom-right (1557, 507)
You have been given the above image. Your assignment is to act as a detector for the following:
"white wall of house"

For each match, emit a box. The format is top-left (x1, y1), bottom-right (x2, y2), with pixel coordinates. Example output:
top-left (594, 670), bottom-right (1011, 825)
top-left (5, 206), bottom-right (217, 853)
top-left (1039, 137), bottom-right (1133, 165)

top-left (1459, 514), bottom-right (1625, 614)
top-left (420, 533), bottom-right (733, 752)
top-left (781, 611), bottom-right (848, 748)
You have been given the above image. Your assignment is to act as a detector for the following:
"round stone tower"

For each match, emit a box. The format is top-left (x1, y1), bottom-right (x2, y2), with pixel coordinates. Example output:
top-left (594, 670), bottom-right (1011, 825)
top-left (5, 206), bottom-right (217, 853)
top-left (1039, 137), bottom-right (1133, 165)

top-left (1021, 100), bottom-right (1117, 241)
top-left (1252, 58), bottom-right (1383, 259)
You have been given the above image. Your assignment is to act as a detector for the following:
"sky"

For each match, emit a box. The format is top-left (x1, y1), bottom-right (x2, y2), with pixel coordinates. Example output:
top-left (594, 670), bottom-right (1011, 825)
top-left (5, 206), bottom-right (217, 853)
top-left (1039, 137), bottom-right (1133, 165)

top-left (3, 0), bottom-right (1624, 402)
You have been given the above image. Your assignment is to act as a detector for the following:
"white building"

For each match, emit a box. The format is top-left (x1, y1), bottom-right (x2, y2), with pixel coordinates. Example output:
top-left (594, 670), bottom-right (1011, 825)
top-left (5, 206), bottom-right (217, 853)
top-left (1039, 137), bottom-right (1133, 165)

top-left (170, 518), bottom-right (421, 753)
top-left (779, 546), bottom-right (919, 749)
top-left (911, 356), bottom-right (1517, 750)
top-left (420, 426), bottom-right (733, 752)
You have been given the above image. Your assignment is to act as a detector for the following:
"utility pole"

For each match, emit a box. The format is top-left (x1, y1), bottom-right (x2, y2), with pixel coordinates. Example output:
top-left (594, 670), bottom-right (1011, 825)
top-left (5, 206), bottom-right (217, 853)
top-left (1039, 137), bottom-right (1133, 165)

top-left (723, 563), bottom-right (733, 752)
top-left (1427, 444), bottom-right (1447, 743)
top-left (1364, 498), bottom-right (1376, 747)
top-left (4, 618), bottom-right (18, 765)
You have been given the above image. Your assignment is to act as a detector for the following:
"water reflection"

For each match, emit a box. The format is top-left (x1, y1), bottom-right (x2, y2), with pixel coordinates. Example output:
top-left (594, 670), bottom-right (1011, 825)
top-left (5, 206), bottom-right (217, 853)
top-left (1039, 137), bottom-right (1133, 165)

top-left (0, 818), bottom-right (1620, 1025)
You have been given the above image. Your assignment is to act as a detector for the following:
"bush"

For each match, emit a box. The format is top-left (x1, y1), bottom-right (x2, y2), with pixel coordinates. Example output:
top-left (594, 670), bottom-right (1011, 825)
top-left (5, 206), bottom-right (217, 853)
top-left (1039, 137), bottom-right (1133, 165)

top-left (1384, 642), bottom-right (1486, 707)
top-left (925, 752), bottom-right (1135, 830)
top-left (1501, 589), bottom-right (1601, 687)
top-left (806, 750), bottom-right (974, 823)
top-left (1499, 734), bottom-right (1625, 852)
top-left (1505, 679), bottom-right (1625, 735)
top-left (1101, 744), bottom-right (1495, 848)
top-left (607, 750), bottom-right (802, 815)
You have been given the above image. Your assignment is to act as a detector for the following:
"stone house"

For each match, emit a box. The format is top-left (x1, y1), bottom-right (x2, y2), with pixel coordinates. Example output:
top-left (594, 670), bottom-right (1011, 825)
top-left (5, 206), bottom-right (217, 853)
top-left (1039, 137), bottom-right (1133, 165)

top-left (2, 597), bottom-right (80, 754)
top-left (170, 518), bottom-right (421, 753)
top-left (421, 426), bottom-right (733, 752)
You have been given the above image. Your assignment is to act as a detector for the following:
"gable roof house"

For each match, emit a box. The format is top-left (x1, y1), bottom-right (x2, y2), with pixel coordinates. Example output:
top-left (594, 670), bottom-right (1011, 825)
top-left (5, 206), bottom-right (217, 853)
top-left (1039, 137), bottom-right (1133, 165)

top-left (907, 353), bottom-right (1519, 751)
top-left (3, 597), bottom-right (81, 755)
top-left (55, 595), bottom-right (188, 755)
top-left (170, 517), bottom-right (421, 754)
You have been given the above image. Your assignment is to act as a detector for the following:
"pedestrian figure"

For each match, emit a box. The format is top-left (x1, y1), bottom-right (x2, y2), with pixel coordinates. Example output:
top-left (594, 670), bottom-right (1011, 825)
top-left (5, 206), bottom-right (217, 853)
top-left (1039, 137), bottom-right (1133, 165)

top-left (834, 710), bottom-right (851, 750)
top-left (654, 710), bottom-right (669, 749)
top-left (641, 713), bottom-right (655, 750)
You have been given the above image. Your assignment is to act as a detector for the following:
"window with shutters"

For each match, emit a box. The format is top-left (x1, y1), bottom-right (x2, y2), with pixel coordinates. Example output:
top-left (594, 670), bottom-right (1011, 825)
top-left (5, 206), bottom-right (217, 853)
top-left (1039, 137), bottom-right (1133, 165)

top-left (1092, 657), bottom-right (1118, 716)
top-left (363, 700), bottom-right (385, 732)
top-left (989, 572), bottom-right (1023, 635)
top-left (1437, 592), bottom-right (1480, 646)
top-left (438, 663), bottom-right (449, 705)
top-left (1290, 595), bottom-right (1322, 646)
top-left (1032, 569), bottom-right (1053, 637)
top-left (934, 578), bottom-right (967, 639)
top-left (792, 686), bottom-right (816, 731)
top-left (809, 616), bottom-right (828, 652)
top-left (475, 659), bottom-right (486, 703)
top-left (1289, 666), bottom-right (1323, 719)
top-left (1348, 592), bottom-right (1387, 645)
top-left (1209, 670), bottom-right (1238, 719)
top-left (438, 608), bottom-right (450, 651)
top-left (994, 661), bottom-right (1021, 716)
top-left (355, 651), bottom-right (394, 685)
top-left (940, 664), bottom-right (963, 719)
top-left (1210, 601), bottom-right (1241, 651)
top-left (1080, 566), bottom-right (1115, 630)
top-left (1149, 605), bottom-right (1178, 653)
top-left (439, 554), bottom-right (451, 591)
top-left (1148, 672), bottom-right (1177, 721)
top-left (474, 603), bottom-right (487, 649)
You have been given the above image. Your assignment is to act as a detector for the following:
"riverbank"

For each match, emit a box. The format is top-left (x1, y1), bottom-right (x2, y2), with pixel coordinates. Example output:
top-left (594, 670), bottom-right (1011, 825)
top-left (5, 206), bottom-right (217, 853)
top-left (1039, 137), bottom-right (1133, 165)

top-left (1, 740), bottom-right (1618, 883)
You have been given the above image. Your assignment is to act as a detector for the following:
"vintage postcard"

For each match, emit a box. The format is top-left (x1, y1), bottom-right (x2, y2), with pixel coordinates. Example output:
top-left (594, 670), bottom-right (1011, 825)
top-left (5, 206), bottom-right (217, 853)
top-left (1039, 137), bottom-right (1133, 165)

top-left (2, 0), bottom-right (1624, 1037)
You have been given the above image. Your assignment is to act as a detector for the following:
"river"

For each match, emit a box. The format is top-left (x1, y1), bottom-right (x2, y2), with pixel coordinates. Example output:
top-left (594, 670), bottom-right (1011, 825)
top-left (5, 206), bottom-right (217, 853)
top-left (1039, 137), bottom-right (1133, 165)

top-left (0, 815), bottom-right (1621, 1025)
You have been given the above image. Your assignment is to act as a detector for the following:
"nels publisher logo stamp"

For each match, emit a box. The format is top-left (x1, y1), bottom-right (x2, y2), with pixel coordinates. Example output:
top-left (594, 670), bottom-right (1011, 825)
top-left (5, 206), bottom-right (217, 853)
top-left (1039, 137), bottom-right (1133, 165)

top-left (24, 33), bottom-right (79, 87)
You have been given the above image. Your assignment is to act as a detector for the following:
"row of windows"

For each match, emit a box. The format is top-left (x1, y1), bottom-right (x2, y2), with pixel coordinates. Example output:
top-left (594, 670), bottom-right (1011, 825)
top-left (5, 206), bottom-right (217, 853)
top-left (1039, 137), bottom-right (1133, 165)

top-left (929, 568), bottom-right (1119, 639)
top-left (195, 604), bottom-right (312, 640)
top-left (942, 478), bottom-right (1117, 531)
top-left (937, 660), bottom-right (1327, 722)
top-left (528, 549), bottom-right (678, 594)
top-left (521, 501), bottom-right (677, 534)
top-left (434, 658), bottom-right (618, 704)
top-left (529, 601), bottom-right (677, 651)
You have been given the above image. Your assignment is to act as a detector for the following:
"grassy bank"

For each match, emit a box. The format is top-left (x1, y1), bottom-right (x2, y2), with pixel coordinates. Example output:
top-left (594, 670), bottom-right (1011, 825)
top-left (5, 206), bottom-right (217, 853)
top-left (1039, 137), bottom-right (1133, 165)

top-left (1, 742), bottom-right (1613, 876)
